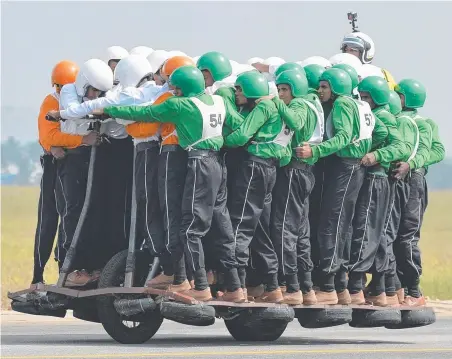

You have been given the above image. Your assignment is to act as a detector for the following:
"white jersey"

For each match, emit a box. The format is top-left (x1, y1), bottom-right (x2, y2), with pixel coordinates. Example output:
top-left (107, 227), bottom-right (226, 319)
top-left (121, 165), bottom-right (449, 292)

top-left (186, 95), bottom-right (226, 150)
top-left (302, 98), bottom-right (324, 145)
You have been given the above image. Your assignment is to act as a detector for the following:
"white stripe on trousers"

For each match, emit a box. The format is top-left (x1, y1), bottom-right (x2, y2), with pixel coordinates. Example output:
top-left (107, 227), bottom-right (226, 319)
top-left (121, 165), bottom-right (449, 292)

top-left (233, 162), bottom-right (255, 244)
top-left (349, 176), bottom-right (375, 271)
top-left (57, 175), bottom-right (69, 257)
top-left (281, 169), bottom-right (293, 276)
top-left (185, 160), bottom-right (197, 272)
top-left (144, 148), bottom-right (157, 254)
top-left (164, 152), bottom-right (171, 253)
top-left (409, 199), bottom-right (422, 276)
top-left (328, 165), bottom-right (356, 273)
top-left (37, 173), bottom-right (45, 267)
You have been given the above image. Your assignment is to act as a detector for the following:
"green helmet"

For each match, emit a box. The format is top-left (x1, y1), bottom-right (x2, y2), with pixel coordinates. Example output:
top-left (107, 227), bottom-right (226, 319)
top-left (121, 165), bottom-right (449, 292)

top-left (388, 90), bottom-right (402, 116)
top-left (169, 66), bottom-right (205, 97)
top-left (304, 64), bottom-right (324, 89)
top-left (394, 79), bottom-right (426, 108)
top-left (358, 76), bottom-right (390, 106)
top-left (235, 71), bottom-right (269, 99)
top-left (274, 62), bottom-right (305, 79)
top-left (196, 51), bottom-right (232, 82)
top-left (275, 70), bottom-right (308, 97)
top-left (332, 63), bottom-right (359, 89)
top-left (319, 68), bottom-right (352, 96)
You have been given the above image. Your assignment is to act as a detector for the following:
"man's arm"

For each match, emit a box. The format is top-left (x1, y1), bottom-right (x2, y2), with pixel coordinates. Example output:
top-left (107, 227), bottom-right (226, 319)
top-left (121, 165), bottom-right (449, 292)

top-left (310, 100), bottom-right (353, 161)
top-left (104, 97), bottom-right (181, 124)
top-left (223, 99), bottom-right (245, 137)
top-left (371, 117), bottom-right (388, 151)
top-left (224, 102), bottom-right (268, 147)
top-left (373, 112), bottom-right (407, 163)
top-left (424, 119), bottom-right (445, 167)
top-left (408, 119), bottom-right (433, 170)
top-left (273, 97), bottom-right (306, 132)
top-left (38, 95), bottom-right (83, 151)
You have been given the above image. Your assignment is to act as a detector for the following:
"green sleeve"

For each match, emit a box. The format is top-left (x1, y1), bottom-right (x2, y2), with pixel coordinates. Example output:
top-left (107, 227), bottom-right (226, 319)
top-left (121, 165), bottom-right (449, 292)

top-left (223, 99), bottom-right (245, 137)
top-left (272, 97), bottom-right (305, 132)
top-left (408, 120), bottom-right (433, 170)
top-left (104, 98), bottom-right (181, 123)
top-left (224, 102), bottom-right (268, 147)
top-left (371, 117), bottom-right (388, 151)
top-left (215, 87), bottom-right (235, 106)
top-left (311, 100), bottom-right (353, 161)
top-left (373, 113), bottom-right (407, 163)
top-left (424, 119), bottom-right (445, 167)
top-left (396, 118), bottom-right (414, 161)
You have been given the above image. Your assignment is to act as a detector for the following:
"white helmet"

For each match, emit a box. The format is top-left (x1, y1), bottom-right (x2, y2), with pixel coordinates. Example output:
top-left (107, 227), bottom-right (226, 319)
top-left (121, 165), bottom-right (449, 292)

top-left (229, 60), bottom-right (241, 75)
top-left (129, 46), bottom-right (154, 57)
top-left (263, 56), bottom-right (286, 67)
top-left (106, 46), bottom-right (129, 62)
top-left (235, 64), bottom-right (257, 75)
top-left (147, 50), bottom-right (171, 73)
top-left (329, 53), bottom-right (362, 73)
top-left (75, 59), bottom-right (113, 97)
top-left (168, 50), bottom-right (187, 57)
top-left (247, 57), bottom-right (264, 65)
top-left (299, 56), bottom-right (331, 68)
top-left (114, 55), bottom-right (153, 88)
top-left (358, 64), bottom-right (385, 80)
top-left (192, 55), bottom-right (201, 64)
top-left (341, 32), bottom-right (375, 64)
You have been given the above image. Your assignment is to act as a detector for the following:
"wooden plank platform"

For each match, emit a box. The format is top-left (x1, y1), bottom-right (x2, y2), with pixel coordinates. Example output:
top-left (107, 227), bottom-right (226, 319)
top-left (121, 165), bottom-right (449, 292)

top-left (7, 286), bottom-right (426, 311)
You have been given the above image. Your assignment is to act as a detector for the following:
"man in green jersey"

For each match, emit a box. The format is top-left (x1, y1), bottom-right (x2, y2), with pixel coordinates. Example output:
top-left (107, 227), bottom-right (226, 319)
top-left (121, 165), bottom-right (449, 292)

top-left (296, 68), bottom-right (387, 304)
top-left (391, 79), bottom-right (445, 306)
top-left (347, 76), bottom-right (407, 306)
top-left (224, 71), bottom-right (293, 303)
top-left (268, 70), bottom-right (324, 305)
top-left (102, 66), bottom-right (245, 303)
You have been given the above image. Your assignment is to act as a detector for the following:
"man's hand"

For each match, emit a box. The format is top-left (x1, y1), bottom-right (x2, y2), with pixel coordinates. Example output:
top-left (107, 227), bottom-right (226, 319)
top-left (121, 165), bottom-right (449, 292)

top-left (361, 152), bottom-right (377, 167)
top-left (50, 146), bottom-right (66, 159)
top-left (82, 132), bottom-right (101, 146)
top-left (255, 94), bottom-right (275, 104)
top-left (392, 161), bottom-right (410, 180)
top-left (91, 109), bottom-right (105, 116)
top-left (46, 110), bottom-right (61, 122)
top-left (296, 142), bottom-right (313, 159)
top-left (251, 62), bottom-right (270, 73)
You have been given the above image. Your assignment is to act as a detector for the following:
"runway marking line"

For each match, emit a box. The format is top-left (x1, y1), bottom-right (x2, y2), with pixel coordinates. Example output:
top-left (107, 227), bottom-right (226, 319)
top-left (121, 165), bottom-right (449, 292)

top-left (2, 348), bottom-right (452, 359)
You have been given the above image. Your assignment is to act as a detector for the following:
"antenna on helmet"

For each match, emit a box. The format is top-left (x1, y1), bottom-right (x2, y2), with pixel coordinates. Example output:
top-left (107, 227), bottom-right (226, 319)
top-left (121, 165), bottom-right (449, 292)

top-left (347, 11), bottom-right (359, 32)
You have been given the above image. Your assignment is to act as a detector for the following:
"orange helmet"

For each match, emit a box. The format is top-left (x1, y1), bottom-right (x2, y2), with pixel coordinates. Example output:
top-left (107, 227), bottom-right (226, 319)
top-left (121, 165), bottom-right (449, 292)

top-left (51, 60), bottom-right (79, 86)
top-left (161, 56), bottom-right (195, 77)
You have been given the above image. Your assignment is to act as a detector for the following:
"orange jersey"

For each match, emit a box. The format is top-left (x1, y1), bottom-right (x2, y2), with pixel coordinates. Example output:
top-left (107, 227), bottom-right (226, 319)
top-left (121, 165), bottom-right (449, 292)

top-left (125, 91), bottom-right (174, 140)
top-left (38, 94), bottom-right (83, 152)
top-left (156, 92), bottom-right (178, 145)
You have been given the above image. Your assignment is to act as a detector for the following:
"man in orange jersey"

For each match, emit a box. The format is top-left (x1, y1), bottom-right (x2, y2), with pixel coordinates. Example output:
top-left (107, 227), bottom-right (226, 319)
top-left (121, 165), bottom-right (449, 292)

top-left (144, 56), bottom-right (199, 291)
top-left (33, 60), bottom-right (100, 286)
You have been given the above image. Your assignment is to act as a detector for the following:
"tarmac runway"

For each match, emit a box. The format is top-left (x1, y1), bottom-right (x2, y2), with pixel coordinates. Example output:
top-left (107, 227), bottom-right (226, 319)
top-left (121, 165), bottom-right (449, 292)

top-left (1, 313), bottom-right (451, 359)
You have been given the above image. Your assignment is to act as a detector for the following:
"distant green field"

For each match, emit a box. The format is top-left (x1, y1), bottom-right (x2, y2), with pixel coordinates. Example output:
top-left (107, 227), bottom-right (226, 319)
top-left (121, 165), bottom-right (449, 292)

top-left (1, 186), bottom-right (452, 309)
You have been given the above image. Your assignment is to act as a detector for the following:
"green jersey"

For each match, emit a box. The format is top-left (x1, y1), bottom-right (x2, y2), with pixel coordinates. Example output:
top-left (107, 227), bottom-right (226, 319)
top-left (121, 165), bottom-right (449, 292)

top-left (104, 94), bottom-right (242, 151)
top-left (311, 96), bottom-right (387, 162)
top-left (224, 99), bottom-right (291, 165)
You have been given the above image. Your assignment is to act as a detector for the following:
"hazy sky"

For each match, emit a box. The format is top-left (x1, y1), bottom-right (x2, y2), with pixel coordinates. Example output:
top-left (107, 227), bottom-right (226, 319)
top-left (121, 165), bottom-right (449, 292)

top-left (1, 1), bottom-right (451, 155)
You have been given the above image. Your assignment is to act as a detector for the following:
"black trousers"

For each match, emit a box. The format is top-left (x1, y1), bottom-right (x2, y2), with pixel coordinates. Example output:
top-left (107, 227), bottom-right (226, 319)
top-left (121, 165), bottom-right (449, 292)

top-left (394, 170), bottom-right (428, 297)
top-left (309, 157), bottom-right (327, 285)
top-left (228, 156), bottom-right (279, 291)
top-left (348, 172), bottom-right (390, 294)
top-left (55, 147), bottom-right (93, 270)
top-left (135, 143), bottom-right (165, 259)
top-left (179, 151), bottom-right (239, 292)
top-left (270, 162), bottom-right (315, 293)
top-left (32, 154), bottom-right (59, 284)
top-left (382, 178), bottom-right (410, 295)
top-left (316, 156), bottom-right (365, 292)
top-left (93, 137), bottom-right (133, 268)
top-left (158, 145), bottom-right (188, 280)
